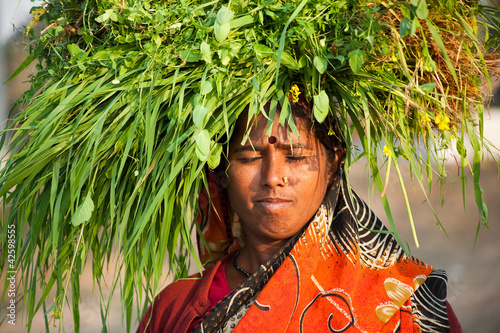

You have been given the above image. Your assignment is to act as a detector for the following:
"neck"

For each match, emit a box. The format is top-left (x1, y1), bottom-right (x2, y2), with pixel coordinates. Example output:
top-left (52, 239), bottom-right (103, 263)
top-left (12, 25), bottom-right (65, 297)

top-left (226, 238), bottom-right (287, 290)
top-left (238, 238), bottom-right (287, 273)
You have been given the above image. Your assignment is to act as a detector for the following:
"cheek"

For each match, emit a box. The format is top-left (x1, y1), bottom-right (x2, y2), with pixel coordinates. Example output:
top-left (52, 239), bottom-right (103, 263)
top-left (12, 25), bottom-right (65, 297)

top-left (227, 165), bottom-right (251, 188)
top-left (303, 174), bottom-right (327, 201)
top-left (299, 161), bottom-right (330, 201)
top-left (226, 166), bottom-right (253, 204)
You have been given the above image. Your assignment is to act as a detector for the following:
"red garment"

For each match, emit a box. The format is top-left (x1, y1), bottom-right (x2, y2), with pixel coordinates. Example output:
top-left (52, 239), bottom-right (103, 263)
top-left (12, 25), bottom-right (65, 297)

top-left (188, 261), bottom-right (231, 332)
top-left (208, 261), bottom-right (231, 306)
top-left (447, 301), bottom-right (463, 333)
top-left (137, 254), bottom-right (234, 333)
top-left (136, 260), bottom-right (222, 333)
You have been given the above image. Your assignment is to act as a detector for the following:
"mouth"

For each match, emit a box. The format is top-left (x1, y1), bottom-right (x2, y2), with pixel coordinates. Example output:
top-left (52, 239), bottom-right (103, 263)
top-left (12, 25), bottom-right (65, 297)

top-left (256, 198), bottom-right (293, 210)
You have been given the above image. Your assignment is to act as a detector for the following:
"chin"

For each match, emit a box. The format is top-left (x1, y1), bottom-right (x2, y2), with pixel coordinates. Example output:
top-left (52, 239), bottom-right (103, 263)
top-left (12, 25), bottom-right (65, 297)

top-left (262, 226), bottom-right (302, 241)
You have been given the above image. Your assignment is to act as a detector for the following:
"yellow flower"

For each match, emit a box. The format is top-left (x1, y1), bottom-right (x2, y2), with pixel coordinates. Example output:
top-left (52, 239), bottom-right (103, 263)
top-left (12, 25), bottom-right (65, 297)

top-left (289, 84), bottom-right (301, 103)
top-left (383, 145), bottom-right (392, 157)
top-left (435, 113), bottom-right (450, 131)
top-left (422, 113), bottom-right (431, 125)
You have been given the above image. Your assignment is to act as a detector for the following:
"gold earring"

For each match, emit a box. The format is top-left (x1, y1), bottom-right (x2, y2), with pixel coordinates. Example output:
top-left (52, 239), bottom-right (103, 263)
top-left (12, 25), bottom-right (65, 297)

top-left (282, 176), bottom-right (289, 184)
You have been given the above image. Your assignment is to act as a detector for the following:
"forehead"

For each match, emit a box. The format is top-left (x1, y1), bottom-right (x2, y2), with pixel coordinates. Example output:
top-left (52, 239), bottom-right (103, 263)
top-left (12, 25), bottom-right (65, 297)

top-left (231, 113), bottom-right (316, 149)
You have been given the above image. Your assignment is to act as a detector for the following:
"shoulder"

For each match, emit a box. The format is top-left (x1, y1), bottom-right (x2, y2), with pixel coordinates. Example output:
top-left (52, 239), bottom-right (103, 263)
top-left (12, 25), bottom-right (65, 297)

top-left (411, 269), bottom-right (462, 332)
top-left (413, 269), bottom-right (448, 309)
top-left (136, 263), bottom-right (220, 333)
top-left (155, 273), bottom-right (205, 302)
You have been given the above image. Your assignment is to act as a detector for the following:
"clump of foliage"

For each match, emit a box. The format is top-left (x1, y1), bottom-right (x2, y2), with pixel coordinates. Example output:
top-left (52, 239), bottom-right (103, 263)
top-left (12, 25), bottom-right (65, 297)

top-left (1, 0), bottom-right (499, 331)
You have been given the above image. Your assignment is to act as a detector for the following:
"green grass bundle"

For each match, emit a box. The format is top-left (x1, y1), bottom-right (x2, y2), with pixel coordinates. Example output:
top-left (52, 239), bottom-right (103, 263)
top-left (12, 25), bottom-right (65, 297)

top-left (1, 0), bottom-right (499, 331)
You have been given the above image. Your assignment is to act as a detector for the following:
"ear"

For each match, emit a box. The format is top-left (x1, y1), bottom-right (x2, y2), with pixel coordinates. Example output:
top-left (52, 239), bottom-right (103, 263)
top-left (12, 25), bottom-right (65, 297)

top-left (327, 146), bottom-right (344, 186)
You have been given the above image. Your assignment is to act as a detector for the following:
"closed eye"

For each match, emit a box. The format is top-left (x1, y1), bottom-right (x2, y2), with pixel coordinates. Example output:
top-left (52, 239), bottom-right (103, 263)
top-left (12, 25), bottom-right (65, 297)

top-left (237, 156), bottom-right (262, 163)
top-left (286, 155), bottom-right (307, 162)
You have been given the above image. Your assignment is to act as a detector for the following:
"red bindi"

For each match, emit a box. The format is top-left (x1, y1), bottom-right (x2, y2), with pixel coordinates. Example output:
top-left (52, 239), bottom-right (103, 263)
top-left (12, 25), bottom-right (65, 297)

top-left (268, 136), bottom-right (277, 144)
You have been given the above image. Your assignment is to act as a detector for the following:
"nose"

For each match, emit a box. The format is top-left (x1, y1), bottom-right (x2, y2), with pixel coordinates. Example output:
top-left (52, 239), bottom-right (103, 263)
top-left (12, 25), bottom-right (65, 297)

top-left (261, 151), bottom-right (287, 188)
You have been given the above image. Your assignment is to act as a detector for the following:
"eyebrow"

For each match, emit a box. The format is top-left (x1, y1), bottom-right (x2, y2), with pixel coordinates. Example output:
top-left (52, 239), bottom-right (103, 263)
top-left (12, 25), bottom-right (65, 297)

top-left (233, 142), bottom-right (313, 153)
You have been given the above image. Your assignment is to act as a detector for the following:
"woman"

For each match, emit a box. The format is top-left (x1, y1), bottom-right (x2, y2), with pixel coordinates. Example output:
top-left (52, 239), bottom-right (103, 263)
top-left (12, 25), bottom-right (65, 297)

top-left (137, 95), bottom-right (462, 332)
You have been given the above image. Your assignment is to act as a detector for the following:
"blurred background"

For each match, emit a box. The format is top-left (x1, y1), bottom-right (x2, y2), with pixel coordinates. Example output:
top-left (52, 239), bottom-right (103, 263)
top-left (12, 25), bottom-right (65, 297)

top-left (1, 1), bottom-right (500, 332)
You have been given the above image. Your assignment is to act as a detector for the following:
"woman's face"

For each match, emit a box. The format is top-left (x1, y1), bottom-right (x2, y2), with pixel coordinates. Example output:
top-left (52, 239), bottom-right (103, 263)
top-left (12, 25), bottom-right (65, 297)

top-left (226, 112), bottom-right (340, 244)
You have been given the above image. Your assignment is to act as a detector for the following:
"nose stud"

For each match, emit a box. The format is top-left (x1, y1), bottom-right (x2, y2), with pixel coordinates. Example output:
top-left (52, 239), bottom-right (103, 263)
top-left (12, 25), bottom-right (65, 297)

top-left (282, 176), bottom-right (289, 184)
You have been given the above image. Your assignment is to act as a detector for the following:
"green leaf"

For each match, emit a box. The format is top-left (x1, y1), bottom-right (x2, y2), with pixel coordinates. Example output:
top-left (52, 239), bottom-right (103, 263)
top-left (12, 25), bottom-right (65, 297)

top-left (298, 56), bottom-right (307, 68)
top-left (410, 17), bottom-right (420, 36)
top-left (193, 105), bottom-right (210, 127)
top-left (313, 56), bottom-right (328, 74)
top-left (400, 17), bottom-right (412, 38)
top-left (218, 48), bottom-right (232, 66)
top-left (420, 82), bottom-right (435, 92)
top-left (71, 196), bottom-right (94, 227)
top-left (213, 6), bottom-right (233, 42)
top-left (214, 22), bottom-right (231, 42)
top-left (421, 41), bottom-right (437, 72)
top-left (4, 53), bottom-right (34, 84)
top-left (180, 50), bottom-right (201, 62)
top-left (456, 138), bottom-right (467, 158)
top-left (255, 45), bottom-right (298, 69)
top-left (216, 6), bottom-right (234, 25)
top-left (194, 130), bottom-right (211, 161)
top-left (348, 49), bottom-right (364, 73)
top-left (200, 41), bottom-right (211, 63)
top-left (230, 15), bottom-right (254, 29)
top-left (254, 44), bottom-right (274, 57)
top-left (67, 44), bottom-right (84, 58)
top-left (313, 90), bottom-right (329, 123)
top-left (280, 51), bottom-right (299, 70)
top-left (95, 10), bottom-right (115, 23)
top-left (207, 144), bottom-right (222, 169)
top-left (153, 34), bottom-right (162, 47)
top-left (416, 0), bottom-right (429, 20)
top-left (95, 13), bottom-right (109, 23)
top-left (426, 20), bottom-right (458, 83)
top-left (200, 81), bottom-right (212, 95)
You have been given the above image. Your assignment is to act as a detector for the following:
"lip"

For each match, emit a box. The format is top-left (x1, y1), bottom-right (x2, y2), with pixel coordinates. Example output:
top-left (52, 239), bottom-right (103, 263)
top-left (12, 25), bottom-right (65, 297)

top-left (256, 197), bottom-right (293, 210)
